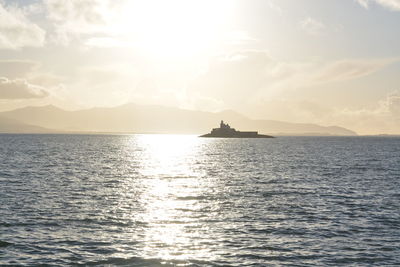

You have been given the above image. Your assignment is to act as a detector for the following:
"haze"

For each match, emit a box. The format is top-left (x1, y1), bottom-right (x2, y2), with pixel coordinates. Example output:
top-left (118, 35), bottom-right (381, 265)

top-left (1, 0), bottom-right (400, 135)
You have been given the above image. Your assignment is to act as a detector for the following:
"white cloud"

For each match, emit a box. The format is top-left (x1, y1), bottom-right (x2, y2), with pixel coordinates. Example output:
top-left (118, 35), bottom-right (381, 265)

top-left (0, 59), bottom-right (64, 88)
top-left (249, 92), bottom-right (400, 135)
top-left (62, 64), bottom-right (144, 108)
top-left (186, 50), bottom-right (399, 134)
top-left (188, 50), bottom-right (396, 111)
top-left (267, 0), bottom-right (284, 16)
top-left (189, 50), bottom-right (275, 107)
top-left (84, 37), bottom-right (127, 48)
top-left (385, 92), bottom-right (400, 119)
top-left (45, 0), bottom-right (108, 29)
top-left (300, 17), bottom-right (326, 35)
top-left (0, 77), bottom-right (48, 99)
top-left (223, 31), bottom-right (257, 46)
top-left (313, 59), bottom-right (395, 83)
top-left (331, 91), bottom-right (400, 134)
top-left (356, 0), bottom-right (370, 8)
top-left (0, 60), bottom-right (40, 78)
top-left (0, 3), bottom-right (45, 49)
top-left (357, 0), bottom-right (400, 10)
top-left (376, 0), bottom-right (400, 10)
top-left (44, 0), bottom-right (115, 44)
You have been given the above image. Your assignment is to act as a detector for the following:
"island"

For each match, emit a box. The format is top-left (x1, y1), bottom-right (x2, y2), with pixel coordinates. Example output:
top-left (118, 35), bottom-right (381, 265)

top-left (200, 120), bottom-right (274, 138)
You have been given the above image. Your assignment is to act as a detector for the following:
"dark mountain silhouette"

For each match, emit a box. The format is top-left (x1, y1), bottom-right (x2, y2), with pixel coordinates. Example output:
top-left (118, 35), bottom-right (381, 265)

top-left (0, 103), bottom-right (357, 135)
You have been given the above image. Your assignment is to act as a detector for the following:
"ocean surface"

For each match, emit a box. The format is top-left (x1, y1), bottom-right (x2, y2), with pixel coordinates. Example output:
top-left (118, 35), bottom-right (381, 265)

top-left (1, 134), bottom-right (399, 266)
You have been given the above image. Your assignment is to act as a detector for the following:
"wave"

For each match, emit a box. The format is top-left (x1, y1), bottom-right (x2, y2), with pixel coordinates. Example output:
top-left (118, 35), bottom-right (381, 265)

top-left (77, 256), bottom-right (217, 267)
top-left (0, 240), bottom-right (12, 247)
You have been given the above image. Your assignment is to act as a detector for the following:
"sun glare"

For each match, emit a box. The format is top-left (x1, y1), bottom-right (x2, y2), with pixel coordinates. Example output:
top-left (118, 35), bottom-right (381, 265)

top-left (130, 135), bottom-right (216, 260)
top-left (117, 0), bottom-right (233, 58)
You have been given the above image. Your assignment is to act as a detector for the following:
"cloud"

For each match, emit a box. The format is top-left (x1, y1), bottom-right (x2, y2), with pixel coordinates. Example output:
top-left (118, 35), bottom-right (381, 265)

top-left (28, 73), bottom-right (65, 87)
top-left (313, 59), bottom-right (395, 83)
top-left (0, 60), bottom-right (40, 78)
top-left (0, 3), bottom-right (46, 49)
top-left (189, 51), bottom-right (275, 107)
top-left (248, 92), bottom-right (400, 135)
top-left (77, 66), bottom-right (124, 85)
top-left (0, 77), bottom-right (48, 99)
top-left (331, 92), bottom-right (400, 134)
top-left (357, 0), bottom-right (400, 11)
top-left (314, 92), bottom-right (400, 134)
top-left (300, 17), bottom-right (326, 35)
top-left (268, 0), bottom-right (284, 15)
top-left (45, 0), bottom-right (107, 28)
top-left (188, 50), bottom-right (396, 112)
top-left (44, 0), bottom-right (115, 43)
top-left (60, 64), bottom-right (145, 107)
top-left (0, 60), bottom-right (64, 91)
top-left (84, 37), bottom-right (127, 48)
top-left (384, 92), bottom-right (400, 119)
top-left (356, 0), bottom-right (370, 8)
top-left (376, 0), bottom-right (400, 10)
top-left (222, 31), bottom-right (257, 46)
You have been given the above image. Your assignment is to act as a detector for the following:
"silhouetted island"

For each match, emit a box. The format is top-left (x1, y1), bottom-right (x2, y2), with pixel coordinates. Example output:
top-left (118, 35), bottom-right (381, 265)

top-left (200, 120), bottom-right (274, 138)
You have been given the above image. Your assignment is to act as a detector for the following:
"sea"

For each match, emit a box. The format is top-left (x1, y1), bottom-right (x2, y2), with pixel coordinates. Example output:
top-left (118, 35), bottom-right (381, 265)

top-left (1, 134), bottom-right (399, 266)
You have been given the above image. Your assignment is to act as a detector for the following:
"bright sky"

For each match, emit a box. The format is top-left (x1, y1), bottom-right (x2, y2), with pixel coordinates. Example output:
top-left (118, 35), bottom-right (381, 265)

top-left (0, 0), bottom-right (400, 134)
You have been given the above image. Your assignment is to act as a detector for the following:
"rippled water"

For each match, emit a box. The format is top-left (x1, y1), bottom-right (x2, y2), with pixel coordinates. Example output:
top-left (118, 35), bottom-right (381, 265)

top-left (1, 134), bottom-right (400, 266)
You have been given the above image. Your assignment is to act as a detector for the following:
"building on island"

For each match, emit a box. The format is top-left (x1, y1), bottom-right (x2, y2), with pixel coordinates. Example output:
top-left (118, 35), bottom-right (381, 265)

top-left (200, 120), bottom-right (274, 138)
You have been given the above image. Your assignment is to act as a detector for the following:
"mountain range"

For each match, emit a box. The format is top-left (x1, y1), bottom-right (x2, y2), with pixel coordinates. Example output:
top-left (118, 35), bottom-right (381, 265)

top-left (0, 103), bottom-right (357, 135)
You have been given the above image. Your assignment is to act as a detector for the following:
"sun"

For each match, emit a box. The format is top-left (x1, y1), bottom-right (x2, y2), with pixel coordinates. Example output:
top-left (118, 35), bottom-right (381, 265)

top-left (116, 0), bottom-right (233, 59)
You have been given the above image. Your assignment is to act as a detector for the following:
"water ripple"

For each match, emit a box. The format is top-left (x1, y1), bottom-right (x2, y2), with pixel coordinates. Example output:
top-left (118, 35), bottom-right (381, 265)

top-left (1, 135), bottom-right (400, 266)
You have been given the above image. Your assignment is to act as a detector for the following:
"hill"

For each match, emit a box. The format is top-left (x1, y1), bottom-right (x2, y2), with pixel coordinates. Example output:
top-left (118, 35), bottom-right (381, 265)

top-left (0, 116), bottom-right (52, 133)
top-left (0, 104), bottom-right (357, 136)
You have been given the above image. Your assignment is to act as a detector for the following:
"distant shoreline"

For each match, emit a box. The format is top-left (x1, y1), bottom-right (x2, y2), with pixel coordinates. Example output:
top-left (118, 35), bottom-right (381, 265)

top-left (1, 132), bottom-right (398, 137)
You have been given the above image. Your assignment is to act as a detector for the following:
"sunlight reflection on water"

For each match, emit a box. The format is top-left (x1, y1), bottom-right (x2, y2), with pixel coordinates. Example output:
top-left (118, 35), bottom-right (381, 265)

top-left (133, 135), bottom-right (215, 260)
top-left (136, 134), bottom-right (201, 178)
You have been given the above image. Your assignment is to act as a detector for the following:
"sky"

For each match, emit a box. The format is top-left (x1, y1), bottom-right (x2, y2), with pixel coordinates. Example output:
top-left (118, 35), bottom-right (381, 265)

top-left (0, 0), bottom-right (399, 134)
